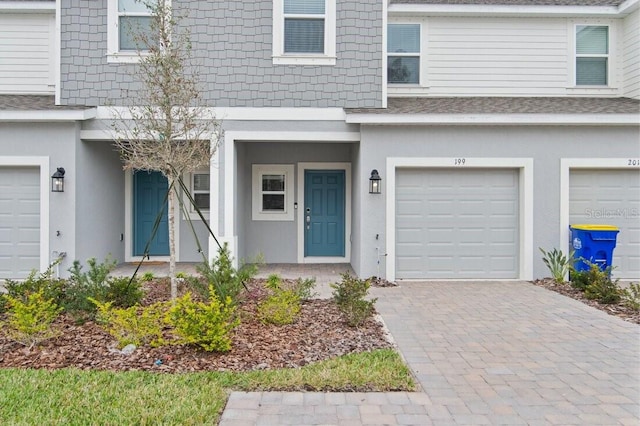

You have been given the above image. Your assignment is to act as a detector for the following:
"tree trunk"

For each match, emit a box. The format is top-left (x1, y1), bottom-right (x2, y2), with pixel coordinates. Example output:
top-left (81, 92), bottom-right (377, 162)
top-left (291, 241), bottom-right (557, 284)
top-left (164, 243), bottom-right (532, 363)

top-left (168, 177), bottom-right (177, 300)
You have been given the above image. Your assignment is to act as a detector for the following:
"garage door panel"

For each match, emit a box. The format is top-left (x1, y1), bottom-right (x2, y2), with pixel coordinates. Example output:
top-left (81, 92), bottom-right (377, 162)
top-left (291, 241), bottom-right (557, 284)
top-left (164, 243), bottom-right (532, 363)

top-left (570, 169), bottom-right (640, 279)
top-left (396, 168), bottom-right (519, 279)
top-left (0, 166), bottom-right (40, 279)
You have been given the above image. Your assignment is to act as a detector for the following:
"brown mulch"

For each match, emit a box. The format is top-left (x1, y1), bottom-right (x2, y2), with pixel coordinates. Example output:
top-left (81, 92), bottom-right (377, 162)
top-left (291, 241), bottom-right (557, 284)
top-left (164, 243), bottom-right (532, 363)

top-left (532, 278), bottom-right (640, 325)
top-left (0, 279), bottom-right (393, 373)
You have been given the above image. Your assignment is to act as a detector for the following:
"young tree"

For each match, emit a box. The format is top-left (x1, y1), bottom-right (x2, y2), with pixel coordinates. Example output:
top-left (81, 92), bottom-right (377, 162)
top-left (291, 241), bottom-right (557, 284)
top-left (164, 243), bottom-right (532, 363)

top-left (112, 0), bottom-right (221, 299)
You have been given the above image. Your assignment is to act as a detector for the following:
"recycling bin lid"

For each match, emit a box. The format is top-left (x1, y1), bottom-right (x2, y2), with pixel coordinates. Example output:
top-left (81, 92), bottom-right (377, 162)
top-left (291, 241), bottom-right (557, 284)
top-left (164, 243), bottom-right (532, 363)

top-left (570, 224), bottom-right (619, 231)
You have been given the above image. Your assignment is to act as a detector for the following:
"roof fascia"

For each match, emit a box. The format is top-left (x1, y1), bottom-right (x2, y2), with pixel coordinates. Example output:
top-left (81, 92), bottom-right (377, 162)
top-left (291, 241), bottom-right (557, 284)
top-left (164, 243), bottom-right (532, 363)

top-left (0, 108), bottom-right (97, 122)
top-left (0, 1), bottom-right (55, 12)
top-left (619, 0), bottom-right (639, 14)
top-left (388, 4), bottom-right (628, 18)
top-left (345, 113), bottom-right (640, 125)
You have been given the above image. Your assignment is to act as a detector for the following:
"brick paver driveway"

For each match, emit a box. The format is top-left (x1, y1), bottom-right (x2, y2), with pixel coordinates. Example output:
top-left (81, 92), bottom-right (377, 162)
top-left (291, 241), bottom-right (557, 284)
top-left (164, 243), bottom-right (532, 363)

top-left (374, 281), bottom-right (639, 425)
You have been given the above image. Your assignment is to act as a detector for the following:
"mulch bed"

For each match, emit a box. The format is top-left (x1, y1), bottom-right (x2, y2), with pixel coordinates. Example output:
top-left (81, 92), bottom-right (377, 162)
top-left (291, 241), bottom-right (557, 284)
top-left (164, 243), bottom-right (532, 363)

top-left (0, 279), bottom-right (393, 373)
top-left (532, 278), bottom-right (640, 325)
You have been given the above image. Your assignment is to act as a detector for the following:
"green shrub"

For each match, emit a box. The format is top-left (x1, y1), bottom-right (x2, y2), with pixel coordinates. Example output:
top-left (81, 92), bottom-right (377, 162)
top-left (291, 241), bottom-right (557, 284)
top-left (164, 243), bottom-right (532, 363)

top-left (2, 289), bottom-right (62, 349)
top-left (291, 277), bottom-right (317, 301)
top-left (539, 247), bottom-right (573, 283)
top-left (258, 289), bottom-right (301, 325)
top-left (141, 271), bottom-right (155, 282)
top-left (196, 244), bottom-right (258, 304)
top-left (1, 264), bottom-right (67, 313)
top-left (569, 268), bottom-right (591, 290)
top-left (104, 276), bottom-right (144, 308)
top-left (166, 286), bottom-right (239, 352)
top-left (581, 264), bottom-right (622, 304)
top-left (331, 273), bottom-right (377, 327)
top-left (69, 257), bottom-right (116, 288)
top-left (91, 299), bottom-right (168, 349)
top-left (265, 273), bottom-right (281, 291)
top-left (63, 257), bottom-right (118, 319)
top-left (622, 283), bottom-right (640, 311)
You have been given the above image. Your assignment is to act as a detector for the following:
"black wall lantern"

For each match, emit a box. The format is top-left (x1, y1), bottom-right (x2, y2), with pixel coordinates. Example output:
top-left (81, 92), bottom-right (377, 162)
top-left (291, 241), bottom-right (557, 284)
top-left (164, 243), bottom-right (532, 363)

top-left (369, 169), bottom-right (381, 194)
top-left (51, 167), bottom-right (65, 192)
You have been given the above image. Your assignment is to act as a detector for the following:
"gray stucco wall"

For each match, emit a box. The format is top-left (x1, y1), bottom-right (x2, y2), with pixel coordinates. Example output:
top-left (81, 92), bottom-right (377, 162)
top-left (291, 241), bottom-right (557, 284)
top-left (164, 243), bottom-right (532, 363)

top-left (356, 124), bottom-right (640, 280)
top-left (238, 141), bottom-right (356, 263)
top-left (75, 140), bottom-right (125, 265)
top-left (60, 0), bottom-right (383, 108)
top-left (0, 122), bottom-right (78, 275)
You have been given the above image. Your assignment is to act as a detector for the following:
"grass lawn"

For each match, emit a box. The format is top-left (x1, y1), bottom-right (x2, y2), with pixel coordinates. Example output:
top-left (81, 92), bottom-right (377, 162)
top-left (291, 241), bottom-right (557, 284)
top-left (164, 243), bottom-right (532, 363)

top-left (0, 349), bottom-right (414, 425)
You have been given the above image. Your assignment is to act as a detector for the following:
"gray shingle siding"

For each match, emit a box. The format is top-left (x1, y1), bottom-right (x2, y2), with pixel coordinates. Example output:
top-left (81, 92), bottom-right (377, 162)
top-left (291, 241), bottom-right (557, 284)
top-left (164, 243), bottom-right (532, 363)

top-left (60, 0), bottom-right (383, 108)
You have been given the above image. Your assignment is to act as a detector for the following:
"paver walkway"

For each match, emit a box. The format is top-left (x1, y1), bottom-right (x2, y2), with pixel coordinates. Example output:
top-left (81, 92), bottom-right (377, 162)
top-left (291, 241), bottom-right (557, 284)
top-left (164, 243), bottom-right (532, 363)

top-left (220, 281), bottom-right (639, 425)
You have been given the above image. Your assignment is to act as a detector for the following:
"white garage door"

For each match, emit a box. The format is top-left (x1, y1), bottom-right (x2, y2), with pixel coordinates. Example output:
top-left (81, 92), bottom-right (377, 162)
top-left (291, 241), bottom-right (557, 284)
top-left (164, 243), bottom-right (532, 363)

top-left (0, 167), bottom-right (40, 279)
top-left (396, 168), bottom-right (520, 279)
top-left (570, 169), bottom-right (640, 279)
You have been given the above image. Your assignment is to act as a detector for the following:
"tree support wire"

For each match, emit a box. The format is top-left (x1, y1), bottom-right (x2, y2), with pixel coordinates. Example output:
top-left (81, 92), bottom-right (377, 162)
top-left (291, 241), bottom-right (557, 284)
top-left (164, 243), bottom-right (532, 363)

top-left (129, 173), bottom-right (223, 283)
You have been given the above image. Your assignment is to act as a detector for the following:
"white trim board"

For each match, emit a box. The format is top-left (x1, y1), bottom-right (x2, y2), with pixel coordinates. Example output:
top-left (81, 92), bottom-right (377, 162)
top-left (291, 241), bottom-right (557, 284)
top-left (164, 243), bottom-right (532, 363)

top-left (95, 106), bottom-right (347, 122)
top-left (0, 1), bottom-right (55, 11)
top-left (559, 158), bottom-right (640, 278)
top-left (0, 109), bottom-right (97, 122)
top-left (0, 156), bottom-right (50, 273)
top-left (346, 113), bottom-right (640, 126)
top-left (385, 157), bottom-right (534, 282)
top-left (388, 4), bottom-right (632, 18)
top-left (296, 162), bottom-right (352, 264)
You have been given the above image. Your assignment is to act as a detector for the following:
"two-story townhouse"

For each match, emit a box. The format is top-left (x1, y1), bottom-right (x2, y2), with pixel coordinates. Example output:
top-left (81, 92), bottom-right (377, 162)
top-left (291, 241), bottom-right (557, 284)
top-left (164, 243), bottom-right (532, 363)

top-left (1, 0), bottom-right (638, 283)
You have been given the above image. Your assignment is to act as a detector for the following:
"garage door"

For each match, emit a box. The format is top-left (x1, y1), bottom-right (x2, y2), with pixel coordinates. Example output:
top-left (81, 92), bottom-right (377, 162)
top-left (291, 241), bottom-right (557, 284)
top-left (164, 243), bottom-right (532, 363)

top-left (570, 169), bottom-right (640, 279)
top-left (0, 167), bottom-right (40, 279)
top-left (396, 168), bottom-right (519, 279)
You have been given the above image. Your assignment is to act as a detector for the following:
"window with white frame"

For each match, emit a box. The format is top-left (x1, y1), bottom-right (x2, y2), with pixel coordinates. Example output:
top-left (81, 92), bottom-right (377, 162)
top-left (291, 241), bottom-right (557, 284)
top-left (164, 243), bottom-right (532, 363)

top-left (272, 0), bottom-right (336, 65)
top-left (252, 165), bottom-right (294, 221)
top-left (387, 24), bottom-right (421, 85)
top-left (191, 172), bottom-right (210, 211)
top-left (107, 0), bottom-right (154, 61)
top-left (182, 171), bottom-right (210, 220)
top-left (575, 25), bottom-right (609, 86)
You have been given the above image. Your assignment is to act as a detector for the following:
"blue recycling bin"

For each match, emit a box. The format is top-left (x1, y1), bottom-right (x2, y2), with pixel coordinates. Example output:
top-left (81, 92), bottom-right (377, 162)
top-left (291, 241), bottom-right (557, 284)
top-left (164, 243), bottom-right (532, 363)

top-left (570, 224), bottom-right (619, 272)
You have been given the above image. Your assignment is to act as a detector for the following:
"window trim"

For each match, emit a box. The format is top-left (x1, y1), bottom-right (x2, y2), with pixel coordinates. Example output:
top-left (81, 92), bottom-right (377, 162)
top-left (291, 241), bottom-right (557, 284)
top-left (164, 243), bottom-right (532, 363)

top-left (182, 170), bottom-right (210, 220)
top-left (387, 19), bottom-right (429, 96)
top-left (107, 0), bottom-right (154, 63)
top-left (387, 22), bottom-right (422, 86)
top-left (574, 24), bottom-right (609, 87)
top-left (272, 0), bottom-right (336, 65)
top-left (252, 164), bottom-right (295, 221)
top-left (567, 19), bottom-right (618, 93)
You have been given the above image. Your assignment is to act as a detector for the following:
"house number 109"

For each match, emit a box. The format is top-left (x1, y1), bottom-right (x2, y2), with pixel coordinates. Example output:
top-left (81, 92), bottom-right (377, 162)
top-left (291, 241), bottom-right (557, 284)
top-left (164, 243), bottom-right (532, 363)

top-left (454, 158), bottom-right (466, 165)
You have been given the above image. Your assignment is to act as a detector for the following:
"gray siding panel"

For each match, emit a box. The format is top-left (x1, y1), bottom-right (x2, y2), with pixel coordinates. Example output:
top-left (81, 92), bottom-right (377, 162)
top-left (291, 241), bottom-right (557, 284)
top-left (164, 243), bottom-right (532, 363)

top-left (75, 140), bottom-right (125, 265)
top-left (60, 0), bottom-right (383, 107)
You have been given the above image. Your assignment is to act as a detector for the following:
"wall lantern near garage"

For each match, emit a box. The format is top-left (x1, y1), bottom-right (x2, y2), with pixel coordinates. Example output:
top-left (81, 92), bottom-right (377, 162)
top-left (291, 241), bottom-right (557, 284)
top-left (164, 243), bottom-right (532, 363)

top-left (369, 169), bottom-right (381, 194)
top-left (51, 167), bottom-right (65, 192)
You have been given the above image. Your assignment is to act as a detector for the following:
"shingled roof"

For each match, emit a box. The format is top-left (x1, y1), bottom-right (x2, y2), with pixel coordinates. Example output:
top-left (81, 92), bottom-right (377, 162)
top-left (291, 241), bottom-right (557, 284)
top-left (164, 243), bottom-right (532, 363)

top-left (390, 1), bottom-right (626, 6)
top-left (0, 95), bottom-right (89, 111)
top-left (346, 97), bottom-right (640, 115)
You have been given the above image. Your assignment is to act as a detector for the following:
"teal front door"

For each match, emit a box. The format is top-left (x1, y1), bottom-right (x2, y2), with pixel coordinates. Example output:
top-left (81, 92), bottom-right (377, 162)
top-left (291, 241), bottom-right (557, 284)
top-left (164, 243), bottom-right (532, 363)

top-left (304, 170), bottom-right (345, 257)
top-left (133, 170), bottom-right (170, 256)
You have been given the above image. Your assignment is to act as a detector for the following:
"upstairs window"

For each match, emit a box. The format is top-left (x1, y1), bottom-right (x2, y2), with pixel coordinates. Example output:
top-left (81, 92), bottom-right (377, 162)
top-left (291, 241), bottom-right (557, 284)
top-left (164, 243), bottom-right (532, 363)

top-left (273, 0), bottom-right (336, 65)
top-left (284, 0), bottom-right (325, 53)
top-left (118, 0), bottom-right (153, 51)
top-left (107, 0), bottom-right (154, 62)
top-left (388, 24), bottom-right (420, 85)
top-left (576, 25), bottom-right (608, 86)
